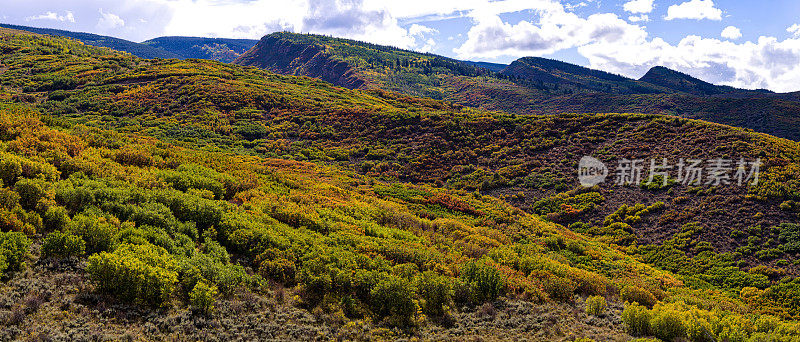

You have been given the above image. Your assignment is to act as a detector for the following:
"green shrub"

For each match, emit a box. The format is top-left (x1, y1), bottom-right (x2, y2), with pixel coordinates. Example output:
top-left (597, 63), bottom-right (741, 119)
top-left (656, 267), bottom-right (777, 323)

top-left (622, 302), bottom-right (651, 336)
top-left (180, 254), bottom-right (218, 290)
top-left (0, 231), bottom-right (30, 277)
top-left (128, 202), bottom-right (181, 233)
top-left (116, 225), bottom-right (176, 254)
top-left (0, 187), bottom-right (20, 210)
top-left (0, 206), bottom-right (41, 234)
top-left (685, 317), bottom-right (715, 342)
top-left (41, 231), bottom-right (85, 258)
top-left (158, 164), bottom-right (230, 200)
top-left (585, 295), bottom-right (607, 316)
top-left (414, 271), bottom-right (452, 317)
top-left (391, 263), bottom-right (419, 279)
top-left (87, 243), bottom-right (179, 306)
top-left (201, 240), bottom-right (230, 264)
top-left (460, 259), bottom-right (505, 303)
top-left (67, 213), bottom-right (117, 254)
top-left (0, 154), bottom-right (58, 185)
top-left (544, 235), bottom-right (565, 250)
top-left (259, 258), bottom-right (297, 284)
top-left (543, 275), bottom-right (577, 302)
top-left (370, 276), bottom-right (416, 326)
top-left (0, 158), bottom-right (22, 185)
top-left (621, 285), bottom-right (657, 308)
top-left (189, 281), bottom-right (218, 314)
top-left (452, 278), bottom-right (473, 306)
top-left (566, 240), bottom-right (585, 255)
top-left (15, 178), bottom-right (48, 211)
top-left (43, 206), bottom-right (70, 231)
top-left (778, 223), bottom-right (800, 253)
top-left (640, 175), bottom-right (675, 191)
top-left (754, 315), bottom-right (779, 333)
top-left (650, 308), bottom-right (686, 341)
top-left (115, 148), bottom-right (153, 167)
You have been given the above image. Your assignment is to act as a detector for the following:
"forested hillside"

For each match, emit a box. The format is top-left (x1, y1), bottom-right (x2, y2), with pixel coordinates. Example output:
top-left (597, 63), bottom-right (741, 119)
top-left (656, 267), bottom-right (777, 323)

top-left (142, 36), bottom-right (259, 63)
top-left (638, 66), bottom-right (771, 96)
top-left (501, 57), bottom-right (671, 94)
top-left (0, 23), bottom-right (179, 59)
top-left (2, 27), bottom-right (800, 341)
top-left (234, 32), bottom-right (800, 141)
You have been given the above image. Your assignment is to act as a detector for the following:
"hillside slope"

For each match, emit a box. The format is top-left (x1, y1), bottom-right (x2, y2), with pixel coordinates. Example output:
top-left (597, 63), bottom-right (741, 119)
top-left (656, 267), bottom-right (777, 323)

top-left (233, 33), bottom-right (368, 89)
top-left (4, 26), bottom-right (800, 272)
top-left (639, 66), bottom-right (772, 96)
top-left (0, 99), bottom-right (667, 340)
top-left (0, 23), bottom-right (179, 59)
top-left (233, 32), bottom-right (500, 97)
top-left (3, 27), bottom-right (800, 340)
top-left (234, 32), bottom-right (800, 141)
top-left (501, 57), bottom-right (671, 94)
top-left (142, 36), bottom-right (258, 63)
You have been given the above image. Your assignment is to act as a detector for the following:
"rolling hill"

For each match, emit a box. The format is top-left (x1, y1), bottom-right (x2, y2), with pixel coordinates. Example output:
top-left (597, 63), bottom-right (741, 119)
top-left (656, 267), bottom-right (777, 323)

top-left (2, 26), bottom-right (800, 341)
top-left (501, 56), bottom-right (672, 94)
top-left (3, 26), bottom-right (799, 270)
top-left (141, 36), bottom-right (259, 63)
top-left (234, 32), bottom-right (800, 141)
top-left (0, 23), bottom-right (180, 59)
top-left (638, 66), bottom-right (772, 96)
top-left (0, 24), bottom-right (260, 63)
top-left (462, 60), bottom-right (508, 73)
top-left (233, 31), bottom-right (502, 98)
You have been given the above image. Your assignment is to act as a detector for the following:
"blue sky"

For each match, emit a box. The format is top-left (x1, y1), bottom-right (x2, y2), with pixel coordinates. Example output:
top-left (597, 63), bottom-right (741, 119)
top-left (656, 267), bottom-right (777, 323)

top-left (3, 0), bottom-right (800, 92)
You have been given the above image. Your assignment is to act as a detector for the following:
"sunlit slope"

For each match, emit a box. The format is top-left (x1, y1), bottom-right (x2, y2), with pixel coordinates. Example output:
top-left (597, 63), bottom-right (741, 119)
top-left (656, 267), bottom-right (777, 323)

top-left (2, 28), bottom-right (800, 338)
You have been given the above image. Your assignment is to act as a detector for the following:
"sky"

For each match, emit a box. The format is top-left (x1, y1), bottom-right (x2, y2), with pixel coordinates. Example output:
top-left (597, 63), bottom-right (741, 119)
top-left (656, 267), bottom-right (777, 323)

top-left (3, 0), bottom-right (800, 92)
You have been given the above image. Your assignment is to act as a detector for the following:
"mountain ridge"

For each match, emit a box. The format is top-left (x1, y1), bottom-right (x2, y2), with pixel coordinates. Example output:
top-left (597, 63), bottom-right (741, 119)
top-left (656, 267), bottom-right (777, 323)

top-left (500, 56), bottom-right (674, 94)
top-left (233, 31), bottom-right (800, 141)
top-left (0, 23), bottom-right (180, 59)
top-left (142, 36), bottom-right (259, 63)
top-left (233, 33), bottom-right (367, 89)
top-left (639, 65), bottom-right (773, 96)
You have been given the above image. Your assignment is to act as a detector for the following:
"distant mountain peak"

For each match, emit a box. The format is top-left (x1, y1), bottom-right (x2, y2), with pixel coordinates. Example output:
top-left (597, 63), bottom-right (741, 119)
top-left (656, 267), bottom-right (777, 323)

top-left (512, 56), bottom-right (629, 82)
top-left (501, 56), bottom-right (672, 94)
top-left (233, 33), bottom-right (367, 89)
top-left (639, 65), bottom-right (772, 96)
top-left (0, 23), bottom-right (180, 59)
top-left (141, 36), bottom-right (259, 63)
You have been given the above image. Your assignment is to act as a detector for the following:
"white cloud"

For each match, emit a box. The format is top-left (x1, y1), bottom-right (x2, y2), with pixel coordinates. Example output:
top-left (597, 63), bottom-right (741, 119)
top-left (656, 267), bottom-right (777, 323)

top-left (25, 11), bottom-right (75, 23)
top-left (579, 34), bottom-right (800, 92)
top-left (623, 0), bottom-right (654, 14)
top-left (417, 38), bottom-right (436, 52)
top-left (665, 0), bottom-right (722, 21)
top-left (564, 2), bottom-right (587, 11)
top-left (628, 15), bottom-right (649, 23)
top-left (161, 0), bottom-right (304, 39)
top-left (160, 0), bottom-right (424, 48)
top-left (789, 24), bottom-right (800, 37)
top-left (454, 1), bottom-right (648, 58)
top-left (721, 26), bottom-right (741, 40)
top-left (450, 0), bottom-right (800, 92)
top-left (408, 24), bottom-right (437, 36)
top-left (97, 9), bottom-right (125, 30)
